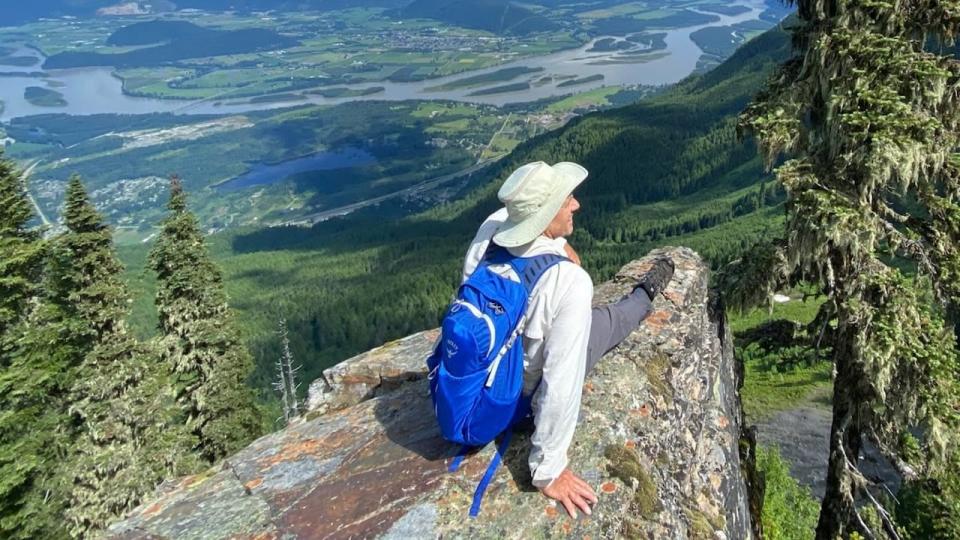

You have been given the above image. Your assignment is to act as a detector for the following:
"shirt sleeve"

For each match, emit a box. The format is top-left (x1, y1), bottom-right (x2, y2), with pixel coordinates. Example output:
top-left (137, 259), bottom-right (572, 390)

top-left (462, 208), bottom-right (508, 282)
top-left (462, 237), bottom-right (489, 283)
top-left (528, 265), bottom-right (594, 488)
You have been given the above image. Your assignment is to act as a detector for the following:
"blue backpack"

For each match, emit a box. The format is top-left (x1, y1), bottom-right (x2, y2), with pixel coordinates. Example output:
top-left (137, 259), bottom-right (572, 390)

top-left (427, 244), bottom-right (567, 516)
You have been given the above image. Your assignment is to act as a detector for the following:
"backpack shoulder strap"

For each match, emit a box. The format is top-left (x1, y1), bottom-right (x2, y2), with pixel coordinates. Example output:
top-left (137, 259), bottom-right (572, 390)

top-left (479, 243), bottom-right (508, 266)
top-left (510, 253), bottom-right (569, 294)
top-left (480, 243), bottom-right (569, 294)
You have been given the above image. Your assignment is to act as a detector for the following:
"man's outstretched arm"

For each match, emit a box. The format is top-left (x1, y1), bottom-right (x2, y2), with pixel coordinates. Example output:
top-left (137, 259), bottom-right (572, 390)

top-left (529, 267), bottom-right (595, 517)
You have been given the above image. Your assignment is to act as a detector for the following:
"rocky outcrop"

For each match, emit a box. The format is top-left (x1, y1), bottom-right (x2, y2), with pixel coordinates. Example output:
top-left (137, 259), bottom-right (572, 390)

top-left (305, 328), bottom-right (439, 415)
top-left (108, 247), bottom-right (758, 539)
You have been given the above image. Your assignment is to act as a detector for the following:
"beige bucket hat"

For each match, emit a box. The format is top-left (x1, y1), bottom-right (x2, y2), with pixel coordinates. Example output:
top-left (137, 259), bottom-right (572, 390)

top-left (492, 161), bottom-right (588, 248)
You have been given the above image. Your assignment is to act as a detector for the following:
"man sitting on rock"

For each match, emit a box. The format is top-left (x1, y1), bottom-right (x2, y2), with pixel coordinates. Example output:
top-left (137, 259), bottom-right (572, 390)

top-left (461, 161), bottom-right (675, 519)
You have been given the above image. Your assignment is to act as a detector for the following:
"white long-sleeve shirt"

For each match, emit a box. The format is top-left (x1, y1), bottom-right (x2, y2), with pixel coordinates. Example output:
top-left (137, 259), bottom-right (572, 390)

top-left (462, 208), bottom-right (594, 487)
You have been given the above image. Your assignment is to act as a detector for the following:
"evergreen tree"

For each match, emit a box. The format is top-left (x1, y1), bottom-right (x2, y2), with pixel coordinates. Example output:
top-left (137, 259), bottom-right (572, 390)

top-left (0, 169), bottom-right (81, 538)
top-left (149, 178), bottom-right (261, 462)
top-left (0, 153), bottom-right (52, 538)
top-left (67, 339), bottom-right (196, 538)
top-left (0, 152), bottom-right (44, 359)
top-left (740, 4), bottom-right (960, 538)
top-left (0, 321), bottom-right (75, 539)
top-left (54, 177), bottom-right (196, 536)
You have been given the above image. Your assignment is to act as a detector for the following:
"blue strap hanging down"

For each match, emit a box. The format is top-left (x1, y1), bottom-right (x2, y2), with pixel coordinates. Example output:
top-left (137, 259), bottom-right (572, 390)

top-left (449, 445), bottom-right (470, 472)
top-left (450, 374), bottom-right (541, 517)
top-left (469, 430), bottom-right (514, 518)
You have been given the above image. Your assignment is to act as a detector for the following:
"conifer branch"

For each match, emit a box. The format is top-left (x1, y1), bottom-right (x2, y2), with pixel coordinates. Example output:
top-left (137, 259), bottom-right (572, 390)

top-left (844, 447), bottom-right (901, 540)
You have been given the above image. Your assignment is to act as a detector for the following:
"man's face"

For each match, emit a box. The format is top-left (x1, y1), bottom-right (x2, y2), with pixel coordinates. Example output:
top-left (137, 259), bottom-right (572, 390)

top-left (544, 194), bottom-right (580, 239)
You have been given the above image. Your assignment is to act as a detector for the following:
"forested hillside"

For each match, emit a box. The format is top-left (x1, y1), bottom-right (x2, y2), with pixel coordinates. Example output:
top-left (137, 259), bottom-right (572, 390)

top-left (121, 24), bottom-right (792, 394)
top-left (398, 0), bottom-right (558, 34)
top-left (44, 21), bottom-right (300, 69)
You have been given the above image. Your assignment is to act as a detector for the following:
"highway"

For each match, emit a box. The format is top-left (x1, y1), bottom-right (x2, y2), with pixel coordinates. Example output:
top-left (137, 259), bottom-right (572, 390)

top-left (21, 160), bottom-right (51, 227)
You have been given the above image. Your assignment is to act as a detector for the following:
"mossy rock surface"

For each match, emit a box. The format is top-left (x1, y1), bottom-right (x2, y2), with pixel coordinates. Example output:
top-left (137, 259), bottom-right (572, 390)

top-left (604, 444), bottom-right (660, 519)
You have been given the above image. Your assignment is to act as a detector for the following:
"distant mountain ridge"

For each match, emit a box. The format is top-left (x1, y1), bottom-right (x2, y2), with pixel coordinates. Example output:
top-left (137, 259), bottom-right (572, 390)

top-left (398, 0), bottom-right (558, 34)
top-left (4, 0), bottom-right (570, 30)
top-left (106, 20), bottom-right (224, 45)
top-left (0, 0), bottom-right (407, 25)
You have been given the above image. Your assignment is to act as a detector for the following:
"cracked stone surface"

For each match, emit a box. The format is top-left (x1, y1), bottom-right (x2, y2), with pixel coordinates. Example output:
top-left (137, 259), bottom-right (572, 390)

top-left (108, 247), bottom-right (757, 540)
top-left (305, 328), bottom-right (440, 415)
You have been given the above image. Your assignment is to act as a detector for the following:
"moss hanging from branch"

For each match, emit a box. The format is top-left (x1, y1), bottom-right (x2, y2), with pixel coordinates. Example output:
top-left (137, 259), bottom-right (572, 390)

top-left (739, 1), bottom-right (960, 537)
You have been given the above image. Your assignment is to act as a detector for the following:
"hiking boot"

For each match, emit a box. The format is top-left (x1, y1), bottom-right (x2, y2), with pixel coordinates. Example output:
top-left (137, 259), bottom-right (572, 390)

top-left (636, 257), bottom-right (675, 299)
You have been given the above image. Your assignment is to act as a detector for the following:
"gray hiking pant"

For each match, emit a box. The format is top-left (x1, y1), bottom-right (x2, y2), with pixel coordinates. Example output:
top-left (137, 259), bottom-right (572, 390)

top-left (585, 288), bottom-right (653, 374)
top-left (512, 288), bottom-right (653, 433)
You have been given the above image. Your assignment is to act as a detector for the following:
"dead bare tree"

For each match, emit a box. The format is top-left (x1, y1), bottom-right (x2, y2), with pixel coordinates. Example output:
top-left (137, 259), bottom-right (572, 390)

top-left (274, 318), bottom-right (302, 424)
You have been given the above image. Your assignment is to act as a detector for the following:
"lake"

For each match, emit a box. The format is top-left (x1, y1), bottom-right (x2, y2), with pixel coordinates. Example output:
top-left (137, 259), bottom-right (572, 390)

top-left (0, 0), bottom-right (770, 121)
top-left (215, 147), bottom-right (377, 191)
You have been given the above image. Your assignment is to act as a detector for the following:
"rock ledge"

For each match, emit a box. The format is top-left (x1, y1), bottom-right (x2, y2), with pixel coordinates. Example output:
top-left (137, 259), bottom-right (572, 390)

top-left (109, 247), bottom-right (757, 540)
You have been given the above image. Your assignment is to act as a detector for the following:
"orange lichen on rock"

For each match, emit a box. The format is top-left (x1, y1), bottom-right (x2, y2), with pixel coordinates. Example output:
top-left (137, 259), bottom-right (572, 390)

top-left (644, 310), bottom-right (671, 330)
top-left (663, 290), bottom-right (684, 306)
top-left (631, 404), bottom-right (651, 418)
top-left (261, 438), bottom-right (325, 467)
top-left (143, 502), bottom-right (165, 517)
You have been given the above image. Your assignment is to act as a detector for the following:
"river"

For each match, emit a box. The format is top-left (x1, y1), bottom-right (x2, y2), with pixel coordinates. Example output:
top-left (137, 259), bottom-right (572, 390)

top-left (0, 0), bottom-right (769, 121)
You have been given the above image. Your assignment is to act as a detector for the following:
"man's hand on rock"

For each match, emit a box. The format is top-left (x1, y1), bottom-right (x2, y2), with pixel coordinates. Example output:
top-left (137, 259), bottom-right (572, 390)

top-left (540, 468), bottom-right (597, 519)
top-left (563, 242), bottom-right (582, 266)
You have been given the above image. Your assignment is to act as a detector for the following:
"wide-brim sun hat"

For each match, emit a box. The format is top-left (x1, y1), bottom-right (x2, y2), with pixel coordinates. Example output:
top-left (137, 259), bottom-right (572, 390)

top-left (492, 161), bottom-right (588, 248)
